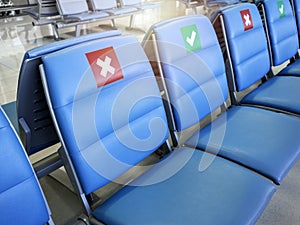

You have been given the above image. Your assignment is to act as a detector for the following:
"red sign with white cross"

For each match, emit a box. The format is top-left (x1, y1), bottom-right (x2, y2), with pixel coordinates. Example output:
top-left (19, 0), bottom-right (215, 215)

top-left (240, 9), bottom-right (253, 31)
top-left (85, 46), bottom-right (124, 88)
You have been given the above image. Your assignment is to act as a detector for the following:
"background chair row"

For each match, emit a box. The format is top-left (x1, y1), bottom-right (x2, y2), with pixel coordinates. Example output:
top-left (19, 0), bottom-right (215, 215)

top-left (24, 0), bottom-right (159, 39)
top-left (180, 0), bottom-right (245, 16)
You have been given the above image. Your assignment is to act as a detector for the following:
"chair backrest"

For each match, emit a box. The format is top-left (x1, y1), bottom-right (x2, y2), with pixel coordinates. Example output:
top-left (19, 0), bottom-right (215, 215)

top-left (40, 35), bottom-right (168, 195)
top-left (39, 0), bottom-right (59, 17)
top-left (291, 0), bottom-right (300, 38)
top-left (220, 3), bottom-right (270, 91)
top-left (0, 107), bottom-right (53, 225)
top-left (17, 30), bottom-right (122, 155)
top-left (261, 0), bottom-right (298, 66)
top-left (56, 0), bottom-right (89, 15)
top-left (89, 0), bottom-right (118, 11)
top-left (143, 15), bottom-right (228, 132)
top-left (120, 0), bottom-right (141, 6)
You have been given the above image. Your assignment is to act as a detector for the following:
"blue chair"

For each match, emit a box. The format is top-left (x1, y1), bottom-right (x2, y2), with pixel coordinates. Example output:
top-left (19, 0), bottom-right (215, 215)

top-left (291, 0), bottom-right (300, 39)
top-left (17, 30), bottom-right (121, 177)
top-left (216, 3), bottom-right (300, 116)
top-left (23, 0), bottom-right (60, 28)
top-left (56, 0), bottom-right (109, 20)
top-left (55, 0), bottom-right (111, 37)
top-left (0, 106), bottom-right (54, 225)
top-left (88, 0), bottom-right (138, 27)
top-left (89, 0), bottom-right (137, 14)
top-left (40, 33), bottom-right (275, 224)
top-left (117, 0), bottom-right (160, 28)
top-left (259, 0), bottom-right (300, 76)
top-left (142, 14), bottom-right (300, 185)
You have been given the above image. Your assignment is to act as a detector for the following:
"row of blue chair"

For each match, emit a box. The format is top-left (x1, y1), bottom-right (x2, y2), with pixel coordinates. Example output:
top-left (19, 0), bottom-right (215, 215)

top-left (143, 1), bottom-right (300, 185)
top-left (2, 1), bottom-right (300, 224)
top-left (213, 0), bottom-right (300, 116)
top-left (39, 17), bottom-right (275, 225)
top-left (260, 0), bottom-right (300, 76)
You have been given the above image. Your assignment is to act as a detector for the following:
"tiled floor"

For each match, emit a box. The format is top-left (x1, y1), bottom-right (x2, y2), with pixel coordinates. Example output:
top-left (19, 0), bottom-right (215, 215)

top-left (1, 1), bottom-right (300, 224)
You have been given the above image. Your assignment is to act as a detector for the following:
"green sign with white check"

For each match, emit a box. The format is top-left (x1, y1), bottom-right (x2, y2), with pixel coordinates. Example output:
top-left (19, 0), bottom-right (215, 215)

top-left (277, 0), bottom-right (286, 18)
top-left (180, 24), bottom-right (201, 53)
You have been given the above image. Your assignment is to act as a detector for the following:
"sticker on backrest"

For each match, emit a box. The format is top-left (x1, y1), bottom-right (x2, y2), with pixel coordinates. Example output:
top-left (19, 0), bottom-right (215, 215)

top-left (277, 0), bottom-right (286, 18)
top-left (240, 9), bottom-right (253, 31)
top-left (85, 46), bottom-right (124, 88)
top-left (180, 24), bottom-right (201, 53)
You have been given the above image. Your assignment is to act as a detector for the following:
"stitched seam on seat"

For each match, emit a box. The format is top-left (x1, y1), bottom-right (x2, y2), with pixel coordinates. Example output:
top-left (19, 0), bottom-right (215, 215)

top-left (269, 14), bottom-right (295, 25)
top-left (272, 30), bottom-right (298, 46)
top-left (0, 125), bottom-right (9, 130)
top-left (52, 67), bottom-right (154, 109)
top-left (170, 71), bottom-right (225, 101)
top-left (0, 175), bottom-right (34, 195)
top-left (226, 24), bottom-right (263, 40)
top-left (163, 42), bottom-right (220, 65)
top-left (233, 48), bottom-right (267, 67)
top-left (77, 104), bottom-right (165, 152)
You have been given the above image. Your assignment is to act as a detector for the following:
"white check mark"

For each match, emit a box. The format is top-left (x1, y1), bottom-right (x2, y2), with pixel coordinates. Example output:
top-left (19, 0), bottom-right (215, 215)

top-left (186, 30), bottom-right (196, 47)
top-left (279, 4), bottom-right (284, 14)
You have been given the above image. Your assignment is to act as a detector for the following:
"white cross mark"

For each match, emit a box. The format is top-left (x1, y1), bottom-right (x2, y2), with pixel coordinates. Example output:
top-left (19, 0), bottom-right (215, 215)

top-left (96, 56), bottom-right (115, 78)
top-left (244, 14), bottom-right (251, 26)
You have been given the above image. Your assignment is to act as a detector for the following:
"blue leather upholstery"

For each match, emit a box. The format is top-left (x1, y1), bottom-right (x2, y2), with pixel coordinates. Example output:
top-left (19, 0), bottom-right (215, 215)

top-left (223, 3), bottom-right (270, 91)
top-left (221, 3), bottom-right (300, 115)
top-left (186, 106), bottom-right (300, 184)
top-left (0, 107), bottom-right (52, 225)
top-left (147, 15), bottom-right (228, 131)
top-left (93, 148), bottom-right (275, 225)
top-left (145, 14), bottom-right (300, 184)
top-left (42, 35), bottom-right (168, 194)
top-left (41, 33), bottom-right (275, 225)
top-left (279, 58), bottom-right (300, 76)
top-left (275, 0), bottom-right (300, 76)
top-left (262, 0), bottom-right (298, 67)
top-left (241, 76), bottom-right (300, 114)
top-left (293, 0), bottom-right (300, 35)
top-left (21, 30), bottom-right (121, 60)
top-left (17, 30), bottom-right (121, 155)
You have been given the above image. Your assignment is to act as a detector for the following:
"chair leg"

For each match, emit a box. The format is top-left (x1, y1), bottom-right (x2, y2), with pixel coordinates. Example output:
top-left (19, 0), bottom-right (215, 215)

top-left (129, 14), bottom-right (135, 29)
top-left (111, 19), bottom-right (116, 28)
top-left (75, 24), bottom-right (81, 37)
top-left (52, 24), bottom-right (60, 40)
top-left (192, 6), bottom-right (197, 14)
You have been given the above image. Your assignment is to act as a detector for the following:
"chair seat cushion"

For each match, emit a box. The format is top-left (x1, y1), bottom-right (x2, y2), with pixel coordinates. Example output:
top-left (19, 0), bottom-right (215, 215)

top-left (207, 0), bottom-right (240, 5)
top-left (65, 11), bottom-right (109, 21)
top-left (0, 108), bottom-right (50, 225)
top-left (105, 6), bottom-right (137, 15)
top-left (241, 76), bottom-right (300, 114)
top-left (278, 59), bottom-right (300, 76)
top-left (93, 148), bottom-right (275, 225)
top-left (135, 3), bottom-right (160, 10)
top-left (186, 106), bottom-right (300, 184)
